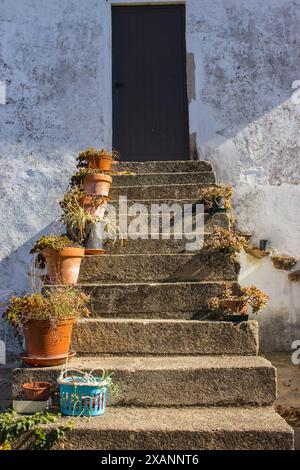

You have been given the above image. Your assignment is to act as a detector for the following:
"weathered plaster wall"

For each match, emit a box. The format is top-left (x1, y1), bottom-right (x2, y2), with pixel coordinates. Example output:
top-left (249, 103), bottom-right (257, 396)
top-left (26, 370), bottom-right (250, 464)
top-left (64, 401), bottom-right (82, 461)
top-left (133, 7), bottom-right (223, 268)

top-left (0, 0), bottom-right (299, 355)
top-left (187, 0), bottom-right (300, 351)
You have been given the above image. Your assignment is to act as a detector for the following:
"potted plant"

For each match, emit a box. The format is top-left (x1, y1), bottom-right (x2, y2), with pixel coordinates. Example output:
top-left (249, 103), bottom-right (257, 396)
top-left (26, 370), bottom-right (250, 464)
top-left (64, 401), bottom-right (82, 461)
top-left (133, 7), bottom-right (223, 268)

top-left (30, 235), bottom-right (84, 285)
top-left (76, 147), bottom-right (119, 172)
top-left (198, 185), bottom-right (233, 213)
top-left (3, 288), bottom-right (90, 366)
top-left (59, 189), bottom-right (108, 252)
top-left (204, 226), bottom-right (249, 259)
top-left (208, 282), bottom-right (269, 322)
top-left (23, 382), bottom-right (52, 401)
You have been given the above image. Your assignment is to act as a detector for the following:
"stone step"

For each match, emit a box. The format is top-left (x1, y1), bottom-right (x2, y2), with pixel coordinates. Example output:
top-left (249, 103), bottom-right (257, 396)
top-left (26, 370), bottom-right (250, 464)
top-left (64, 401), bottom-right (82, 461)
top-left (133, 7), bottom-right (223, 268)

top-left (79, 281), bottom-right (237, 319)
top-left (72, 319), bottom-right (259, 356)
top-left (112, 172), bottom-right (215, 186)
top-left (35, 407), bottom-right (293, 450)
top-left (13, 356), bottom-right (276, 407)
top-left (113, 160), bottom-right (213, 173)
top-left (79, 253), bottom-right (239, 283)
top-left (110, 183), bottom-right (215, 200)
top-left (104, 236), bottom-right (205, 254)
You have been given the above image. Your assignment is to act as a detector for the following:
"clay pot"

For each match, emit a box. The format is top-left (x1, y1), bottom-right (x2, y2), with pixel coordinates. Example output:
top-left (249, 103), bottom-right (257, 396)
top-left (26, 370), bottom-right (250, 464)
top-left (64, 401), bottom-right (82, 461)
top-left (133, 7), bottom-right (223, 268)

top-left (84, 174), bottom-right (112, 196)
top-left (43, 247), bottom-right (85, 285)
top-left (80, 195), bottom-right (109, 218)
top-left (23, 381), bottom-right (52, 401)
top-left (225, 300), bottom-right (248, 315)
top-left (24, 318), bottom-right (75, 360)
top-left (87, 152), bottom-right (112, 172)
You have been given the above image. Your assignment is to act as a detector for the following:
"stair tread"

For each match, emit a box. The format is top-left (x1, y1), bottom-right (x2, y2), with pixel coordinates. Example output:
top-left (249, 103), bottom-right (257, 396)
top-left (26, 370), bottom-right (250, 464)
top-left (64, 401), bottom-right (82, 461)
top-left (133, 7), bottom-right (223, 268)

top-left (14, 354), bottom-right (273, 371)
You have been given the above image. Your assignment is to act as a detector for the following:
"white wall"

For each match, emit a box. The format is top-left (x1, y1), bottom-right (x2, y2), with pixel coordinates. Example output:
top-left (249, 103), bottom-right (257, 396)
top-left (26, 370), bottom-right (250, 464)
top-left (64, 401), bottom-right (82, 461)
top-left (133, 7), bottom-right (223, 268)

top-left (0, 0), bottom-right (299, 354)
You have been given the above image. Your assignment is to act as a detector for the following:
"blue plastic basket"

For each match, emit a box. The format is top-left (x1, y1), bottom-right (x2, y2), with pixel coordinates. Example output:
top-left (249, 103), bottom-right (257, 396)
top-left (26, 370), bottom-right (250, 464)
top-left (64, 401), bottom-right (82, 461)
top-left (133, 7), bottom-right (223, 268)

top-left (58, 370), bottom-right (107, 417)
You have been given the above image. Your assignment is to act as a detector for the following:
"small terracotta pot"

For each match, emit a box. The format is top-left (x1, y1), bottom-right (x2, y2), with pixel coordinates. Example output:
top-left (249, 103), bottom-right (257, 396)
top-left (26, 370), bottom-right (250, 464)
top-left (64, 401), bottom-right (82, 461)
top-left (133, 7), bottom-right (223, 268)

top-left (24, 318), bottom-right (75, 360)
top-left (80, 195), bottom-right (109, 218)
top-left (23, 381), bottom-right (52, 401)
top-left (87, 152), bottom-right (112, 172)
top-left (225, 300), bottom-right (248, 315)
top-left (57, 247), bottom-right (85, 285)
top-left (84, 174), bottom-right (112, 196)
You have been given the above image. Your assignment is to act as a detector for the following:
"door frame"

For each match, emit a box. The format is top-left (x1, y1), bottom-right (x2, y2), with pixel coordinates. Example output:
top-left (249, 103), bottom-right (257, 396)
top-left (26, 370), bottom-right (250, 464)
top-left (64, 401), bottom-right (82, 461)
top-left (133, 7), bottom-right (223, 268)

top-left (103, 0), bottom-right (194, 159)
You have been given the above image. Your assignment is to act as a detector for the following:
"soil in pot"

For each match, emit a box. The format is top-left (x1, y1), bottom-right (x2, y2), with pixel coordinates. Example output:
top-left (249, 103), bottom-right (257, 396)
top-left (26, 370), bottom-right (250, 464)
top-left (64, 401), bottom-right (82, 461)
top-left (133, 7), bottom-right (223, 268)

top-left (224, 300), bottom-right (248, 315)
top-left (24, 318), bottom-right (75, 359)
top-left (87, 152), bottom-right (112, 172)
top-left (84, 174), bottom-right (112, 196)
top-left (23, 381), bottom-right (52, 401)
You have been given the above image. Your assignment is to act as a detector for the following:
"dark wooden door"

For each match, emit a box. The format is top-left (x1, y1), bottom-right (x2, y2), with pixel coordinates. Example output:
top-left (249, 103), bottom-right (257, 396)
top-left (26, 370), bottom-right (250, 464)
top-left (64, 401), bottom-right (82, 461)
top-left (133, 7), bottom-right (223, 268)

top-left (112, 5), bottom-right (189, 161)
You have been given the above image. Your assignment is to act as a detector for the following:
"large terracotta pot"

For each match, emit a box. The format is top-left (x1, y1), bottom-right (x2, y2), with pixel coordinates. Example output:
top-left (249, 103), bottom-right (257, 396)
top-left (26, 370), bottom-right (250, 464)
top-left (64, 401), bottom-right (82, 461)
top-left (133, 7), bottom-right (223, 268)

top-left (43, 247), bottom-right (85, 285)
top-left (57, 247), bottom-right (85, 285)
top-left (84, 174), bottom-right (112, 196)
top-left (225, 300), bottom-right (248, 315)
top-left (87, 152), bottom-right (112, 172)
top-left (24, 318), bottom-right (75, 359)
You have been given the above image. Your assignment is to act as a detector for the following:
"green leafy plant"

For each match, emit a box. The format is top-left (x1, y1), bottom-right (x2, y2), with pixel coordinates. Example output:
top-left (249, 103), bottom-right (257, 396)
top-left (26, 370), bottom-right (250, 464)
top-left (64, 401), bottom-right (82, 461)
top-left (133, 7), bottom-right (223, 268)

top-left (0, 410), bottom-right (73, 450)
top-left (208, 282), bottom-right (269, 315)
top-left (3, 287), bottom-right (90, 336)
top-left (204, 226), bottom-right (249, 258)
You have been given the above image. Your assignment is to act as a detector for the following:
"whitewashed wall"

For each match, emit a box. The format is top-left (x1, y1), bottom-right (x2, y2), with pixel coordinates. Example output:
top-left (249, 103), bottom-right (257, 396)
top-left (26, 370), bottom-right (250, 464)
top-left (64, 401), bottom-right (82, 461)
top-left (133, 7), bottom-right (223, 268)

top-left (0, 0), bottom-right (299, 355)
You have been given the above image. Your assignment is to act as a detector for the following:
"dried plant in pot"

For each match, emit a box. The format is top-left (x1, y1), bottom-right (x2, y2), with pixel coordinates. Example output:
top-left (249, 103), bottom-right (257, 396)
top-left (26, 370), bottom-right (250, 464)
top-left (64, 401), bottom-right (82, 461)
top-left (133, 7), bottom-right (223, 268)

top-left (76, 147), bottom-right (119, 172)
top-left (3, 288), bottom-right (90, 366)
top-left (208, 282), bottom-right (269, 322)
top-left (204, 226), bottom-right (249, 259)
top-left (199, 185), bottom-right (233, 213)
top-left (31, 235), bottom-right (84, 285)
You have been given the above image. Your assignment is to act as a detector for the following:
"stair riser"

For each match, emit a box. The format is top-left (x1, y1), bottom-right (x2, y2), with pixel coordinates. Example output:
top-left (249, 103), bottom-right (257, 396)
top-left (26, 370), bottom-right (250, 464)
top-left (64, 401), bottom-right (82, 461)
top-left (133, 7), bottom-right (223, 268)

top-left (72, 320), bottom-right (259, 356)
top-left (112, 172), bottom-right (215, 187)
top-left (79, 253), bottom-right (239, 283)
top-left (113, 160), bottom-right (213, 173)
top-left (110, 184), bottom-right (216, 200)
top-left (13, 365), bottom-right (276, 407)
top-left (80, 282), bottom-right (236, 319)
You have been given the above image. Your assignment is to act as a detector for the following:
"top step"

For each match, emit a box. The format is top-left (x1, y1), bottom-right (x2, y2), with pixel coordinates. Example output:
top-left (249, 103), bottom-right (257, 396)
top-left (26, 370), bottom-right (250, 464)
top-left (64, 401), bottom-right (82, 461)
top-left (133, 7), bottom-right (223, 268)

top-left (113, 160), bottom-right (213, 174)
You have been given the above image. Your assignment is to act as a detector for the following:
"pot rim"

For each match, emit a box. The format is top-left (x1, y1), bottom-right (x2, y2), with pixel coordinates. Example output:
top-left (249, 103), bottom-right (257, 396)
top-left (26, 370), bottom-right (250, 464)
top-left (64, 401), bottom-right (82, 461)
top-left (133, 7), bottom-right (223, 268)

top-left (88, 153), bottom-right (112, 160)
top-left (59, 247), bottom-right (85, 257)
top-left (24, 317), bottom-right (76, 327)
top-left (85, 173), bottom-right (112, 183)
top-left (23, 381), bottom-right (52, 390)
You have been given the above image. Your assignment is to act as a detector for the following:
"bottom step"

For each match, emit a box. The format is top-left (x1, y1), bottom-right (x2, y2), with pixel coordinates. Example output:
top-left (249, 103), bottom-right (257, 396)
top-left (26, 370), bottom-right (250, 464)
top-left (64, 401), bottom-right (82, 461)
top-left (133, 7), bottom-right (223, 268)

top-left (45, 407), bottom-right (293, 450)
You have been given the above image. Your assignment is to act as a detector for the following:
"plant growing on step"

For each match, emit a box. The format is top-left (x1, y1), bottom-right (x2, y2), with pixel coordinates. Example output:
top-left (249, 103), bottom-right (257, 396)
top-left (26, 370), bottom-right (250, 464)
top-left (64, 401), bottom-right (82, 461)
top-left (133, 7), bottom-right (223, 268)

top-left (0, 409), bottom-right (73, 450)
top-left (30, 234), bottom-right (84, 285)
top-left (208, 282), bottom-right (269, 318)
top-left (198, 184), bottom-right (233, 212)
top-left (3, 288), bottom-right (90, 365)
top-left (204, 226), bottom-right (249, 258)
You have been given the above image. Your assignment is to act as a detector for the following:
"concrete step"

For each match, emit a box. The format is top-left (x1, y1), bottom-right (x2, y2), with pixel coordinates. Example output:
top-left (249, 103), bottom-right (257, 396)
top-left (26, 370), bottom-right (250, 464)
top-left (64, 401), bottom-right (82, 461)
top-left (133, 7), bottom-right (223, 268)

top-left (79, 281), bottom-right (237, 319)
top-left (110, 183), bottom-right (216, 200)
top-left (13, 356), bottom-right (276, 407)
top-left (104, 236), bottom-right (206, 254)
top-left (34, 407), bottom-right (293, 450)
top-left (79, 253), bottom-right (239, 284)
top-left (112, 172), bottom-right (215, 186)
top-left (113, 160), bottom-right (213, 173)
top-left (72, 319), bottom-right (259, 356)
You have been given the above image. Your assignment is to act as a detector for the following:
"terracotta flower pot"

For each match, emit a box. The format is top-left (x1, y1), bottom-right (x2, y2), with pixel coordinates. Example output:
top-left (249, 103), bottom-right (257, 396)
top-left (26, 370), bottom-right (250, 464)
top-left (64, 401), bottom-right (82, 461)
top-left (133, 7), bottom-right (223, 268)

top-left (225, 300), bottom-right (248, 315)
top-left (43, 247), bottom-right (85, 285)
top-left (57, 247), bottom-right (85, 285)
top-left (24, 318), bottom-right (75, 360)
top-left (23, 381), bottom-right (52, 401)
top-left (87, 152), bottom-right (112, 172)
top-left (80, 195), bottom-right (109, 218)
top-left (84, 174), bottom-right (112, 196)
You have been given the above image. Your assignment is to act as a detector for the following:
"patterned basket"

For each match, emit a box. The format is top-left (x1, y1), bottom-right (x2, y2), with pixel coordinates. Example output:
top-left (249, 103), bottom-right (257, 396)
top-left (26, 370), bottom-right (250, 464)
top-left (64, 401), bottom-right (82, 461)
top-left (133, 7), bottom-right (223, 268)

top-left (58, 369), bottom-right (107, 417)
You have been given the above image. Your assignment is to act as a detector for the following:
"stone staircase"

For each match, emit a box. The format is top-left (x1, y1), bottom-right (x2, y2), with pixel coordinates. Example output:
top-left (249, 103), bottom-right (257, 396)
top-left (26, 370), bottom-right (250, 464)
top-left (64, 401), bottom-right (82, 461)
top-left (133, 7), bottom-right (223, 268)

top-left (13, 160), bottom-right (294, 450)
